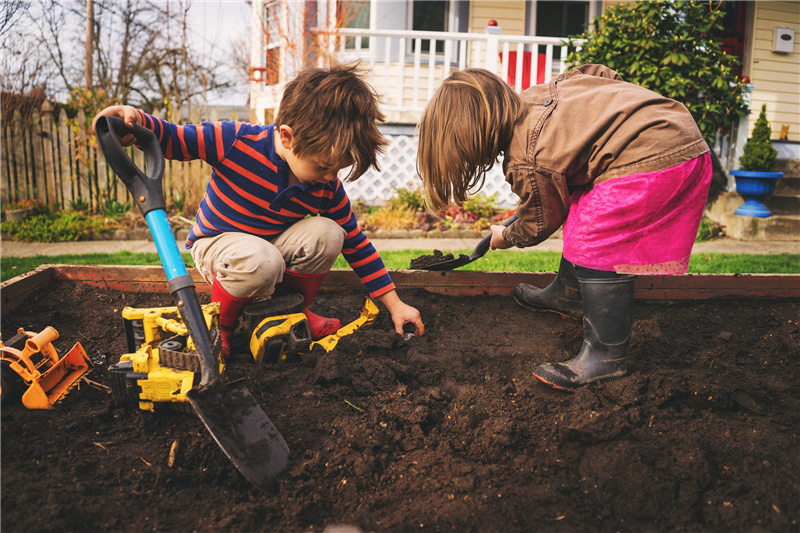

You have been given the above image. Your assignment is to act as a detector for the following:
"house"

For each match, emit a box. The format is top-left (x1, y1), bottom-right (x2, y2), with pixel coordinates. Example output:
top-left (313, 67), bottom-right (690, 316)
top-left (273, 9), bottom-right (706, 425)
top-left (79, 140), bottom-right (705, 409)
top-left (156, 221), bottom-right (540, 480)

top-left (710, 2), bottom-right (799, 170)
top-left (249, 1), bottom-right (799, 210)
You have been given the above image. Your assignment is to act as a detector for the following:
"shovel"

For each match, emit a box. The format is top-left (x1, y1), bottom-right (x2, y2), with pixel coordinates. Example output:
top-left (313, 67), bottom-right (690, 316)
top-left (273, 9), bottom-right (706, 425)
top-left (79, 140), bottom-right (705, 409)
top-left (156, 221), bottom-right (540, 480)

top-left (416, 214), bottom-right (518, 271)
top-left (95, 115), bottom-right (289, 493)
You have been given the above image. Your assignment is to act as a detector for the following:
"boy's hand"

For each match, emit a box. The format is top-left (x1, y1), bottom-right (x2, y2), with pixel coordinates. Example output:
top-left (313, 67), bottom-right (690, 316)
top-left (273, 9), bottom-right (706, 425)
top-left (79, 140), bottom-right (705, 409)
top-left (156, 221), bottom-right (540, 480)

top-left (489, 224), bottom-right (511, 250)
top-left (377, 290), bottom-right (425, 337)
top-left (91, 105), bottom-right (142, 147)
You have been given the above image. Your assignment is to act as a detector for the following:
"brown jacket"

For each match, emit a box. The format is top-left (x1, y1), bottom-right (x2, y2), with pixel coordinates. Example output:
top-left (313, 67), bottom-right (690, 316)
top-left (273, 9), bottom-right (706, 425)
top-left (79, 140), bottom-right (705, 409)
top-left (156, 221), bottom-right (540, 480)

top-left (502, 64), bottom-right (708, 247)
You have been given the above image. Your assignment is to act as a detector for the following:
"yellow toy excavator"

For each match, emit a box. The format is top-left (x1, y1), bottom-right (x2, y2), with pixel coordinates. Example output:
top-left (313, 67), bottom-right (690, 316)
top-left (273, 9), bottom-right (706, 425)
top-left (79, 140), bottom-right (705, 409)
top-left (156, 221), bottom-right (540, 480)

top-left (0, 327), bottom-right (93, 409)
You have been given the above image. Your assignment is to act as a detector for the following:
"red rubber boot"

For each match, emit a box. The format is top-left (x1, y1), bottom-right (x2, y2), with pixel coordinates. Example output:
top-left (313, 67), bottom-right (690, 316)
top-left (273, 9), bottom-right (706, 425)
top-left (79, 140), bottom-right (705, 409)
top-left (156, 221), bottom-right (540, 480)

top-left (274, 269), bottom-right (341, 340)
top-left (211, 277), bottom-right (255, 359)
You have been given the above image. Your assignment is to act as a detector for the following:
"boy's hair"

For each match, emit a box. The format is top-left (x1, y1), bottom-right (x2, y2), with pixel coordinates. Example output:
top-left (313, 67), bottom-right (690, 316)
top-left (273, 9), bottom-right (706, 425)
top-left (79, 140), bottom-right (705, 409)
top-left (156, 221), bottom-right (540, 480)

top-left (417, 68), bottom-right (521, 212)
top-left (276, 62), bottom-right (388, 182)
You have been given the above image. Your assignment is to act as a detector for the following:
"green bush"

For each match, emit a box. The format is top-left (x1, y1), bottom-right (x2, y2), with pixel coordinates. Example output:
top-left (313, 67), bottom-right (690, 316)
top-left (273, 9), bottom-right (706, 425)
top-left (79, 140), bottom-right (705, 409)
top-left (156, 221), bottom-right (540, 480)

top-left (389, 186), bottom-right (425, 211)
top-left (1, 211), bottom-right (113, 242)
top-left (462, 193), bottom-right (498, 219)
top-left (566, 0), bottom-right (749, 142)
top-left (738, 104), bottom-right (779, 172)
top-left (100, 199), bottom-right (133, 218)
top-left (68, 197), bottom-right (91, 212)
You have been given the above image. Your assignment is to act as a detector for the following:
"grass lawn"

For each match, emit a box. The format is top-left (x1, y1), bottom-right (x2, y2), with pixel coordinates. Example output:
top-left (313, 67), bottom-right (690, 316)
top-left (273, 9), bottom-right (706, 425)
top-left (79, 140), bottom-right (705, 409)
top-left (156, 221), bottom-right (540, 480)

top-left (2, 249), bottom-right (798, 284)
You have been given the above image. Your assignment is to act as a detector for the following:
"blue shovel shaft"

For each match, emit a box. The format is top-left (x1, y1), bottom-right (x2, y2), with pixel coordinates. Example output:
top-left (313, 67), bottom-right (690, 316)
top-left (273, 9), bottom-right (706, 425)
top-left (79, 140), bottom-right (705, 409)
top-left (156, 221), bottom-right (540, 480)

top-left (145, 210), bottom-right (188, 280)
top-left (144, 210), bottom-right (218, 385)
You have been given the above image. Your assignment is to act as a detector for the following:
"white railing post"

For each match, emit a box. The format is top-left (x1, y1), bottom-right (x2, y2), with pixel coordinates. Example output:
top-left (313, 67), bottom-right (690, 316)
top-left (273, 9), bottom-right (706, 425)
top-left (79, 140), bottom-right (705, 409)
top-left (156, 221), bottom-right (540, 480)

top-left (484, 20), bottom-right (501, 73)
top-left (413, 38), bottom-right (422, 109)
top-left (396, 37), bottom-right (406, 109)
top-left (427, 39), bottom-right (437, 100)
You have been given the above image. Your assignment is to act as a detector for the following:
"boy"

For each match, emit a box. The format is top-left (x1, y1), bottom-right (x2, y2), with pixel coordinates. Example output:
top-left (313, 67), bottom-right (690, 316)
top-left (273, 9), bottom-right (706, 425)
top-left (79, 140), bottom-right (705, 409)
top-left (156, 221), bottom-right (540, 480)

top-left (93, 62), bottom-right (424, 358)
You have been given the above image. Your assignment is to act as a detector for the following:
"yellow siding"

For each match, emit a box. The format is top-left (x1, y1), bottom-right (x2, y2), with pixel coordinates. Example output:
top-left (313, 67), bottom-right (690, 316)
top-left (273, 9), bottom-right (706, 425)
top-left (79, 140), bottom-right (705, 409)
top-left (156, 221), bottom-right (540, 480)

top-left (748, 1), bottom-right (800, 142)
top-left (601, 0), bottom-right (634, 9)
top-left (469, 1), bottom-right (526, 35)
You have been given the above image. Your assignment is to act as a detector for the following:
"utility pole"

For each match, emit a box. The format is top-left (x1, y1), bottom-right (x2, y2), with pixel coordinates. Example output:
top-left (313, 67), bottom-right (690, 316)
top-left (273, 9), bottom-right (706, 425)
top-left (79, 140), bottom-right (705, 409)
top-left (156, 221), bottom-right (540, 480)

top-left (85, 0), bottom-right (94, 88)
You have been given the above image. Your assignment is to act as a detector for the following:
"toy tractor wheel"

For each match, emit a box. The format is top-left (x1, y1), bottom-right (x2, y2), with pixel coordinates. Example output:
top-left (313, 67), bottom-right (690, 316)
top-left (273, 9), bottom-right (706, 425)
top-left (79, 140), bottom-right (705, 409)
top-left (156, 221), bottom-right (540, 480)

top-left (1, 360), bottom-right (24, 405)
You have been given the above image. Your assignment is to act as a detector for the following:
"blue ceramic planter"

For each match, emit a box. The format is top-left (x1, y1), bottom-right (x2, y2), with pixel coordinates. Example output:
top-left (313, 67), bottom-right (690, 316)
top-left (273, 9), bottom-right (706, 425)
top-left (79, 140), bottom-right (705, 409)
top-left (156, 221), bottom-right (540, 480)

top-left (730, 170), bottom-right (783, 218)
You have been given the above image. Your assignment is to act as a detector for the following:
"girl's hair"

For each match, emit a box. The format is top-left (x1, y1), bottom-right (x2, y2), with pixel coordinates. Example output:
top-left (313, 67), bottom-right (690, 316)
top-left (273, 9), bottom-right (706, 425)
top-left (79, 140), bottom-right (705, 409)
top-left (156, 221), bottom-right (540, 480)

top-left (276, 61), bottom-right (388, 181)
top-left (417, 69), bottom-right (521, 211)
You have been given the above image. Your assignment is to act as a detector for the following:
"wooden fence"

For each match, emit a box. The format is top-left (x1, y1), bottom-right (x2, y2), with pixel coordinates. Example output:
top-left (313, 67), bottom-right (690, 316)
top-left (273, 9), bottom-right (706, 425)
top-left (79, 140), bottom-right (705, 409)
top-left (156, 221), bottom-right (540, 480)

top-left (1, 102), bottom-right (241, 214)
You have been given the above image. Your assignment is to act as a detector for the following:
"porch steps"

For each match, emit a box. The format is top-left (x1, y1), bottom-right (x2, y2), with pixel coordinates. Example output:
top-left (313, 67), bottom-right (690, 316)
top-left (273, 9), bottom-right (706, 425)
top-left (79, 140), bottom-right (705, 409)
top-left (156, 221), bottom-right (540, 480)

top-left (706, 159), bottom-right (800, 243)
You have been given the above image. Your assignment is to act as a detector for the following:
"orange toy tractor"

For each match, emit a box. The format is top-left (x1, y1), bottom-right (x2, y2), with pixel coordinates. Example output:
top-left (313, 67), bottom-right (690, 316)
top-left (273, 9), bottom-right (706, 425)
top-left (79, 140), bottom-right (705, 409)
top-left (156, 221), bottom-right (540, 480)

top-left (0, 327), bottom-right (93, 409)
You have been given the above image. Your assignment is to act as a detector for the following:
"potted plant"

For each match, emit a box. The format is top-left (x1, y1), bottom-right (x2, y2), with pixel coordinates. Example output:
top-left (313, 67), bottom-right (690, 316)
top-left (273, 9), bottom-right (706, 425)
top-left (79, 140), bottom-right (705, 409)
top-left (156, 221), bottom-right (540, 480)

top-left (2, 198), bottom-right (39, 222)
top-left (730, 104), bottom-right (783, 218)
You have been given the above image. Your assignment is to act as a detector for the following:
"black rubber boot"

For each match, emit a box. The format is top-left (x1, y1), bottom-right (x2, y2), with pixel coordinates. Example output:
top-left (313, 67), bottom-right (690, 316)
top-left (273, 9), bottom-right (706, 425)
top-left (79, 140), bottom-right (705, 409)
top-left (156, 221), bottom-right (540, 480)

top-left (512, 256), bottom-right (582, 320)
top-left (533, 275), bottom-right (635, 392)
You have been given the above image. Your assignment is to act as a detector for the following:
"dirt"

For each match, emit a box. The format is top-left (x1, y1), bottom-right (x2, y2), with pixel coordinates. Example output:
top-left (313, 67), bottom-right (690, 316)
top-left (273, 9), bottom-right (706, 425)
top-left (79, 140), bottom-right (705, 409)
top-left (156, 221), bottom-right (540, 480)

top-left (2, 280), bottom-right (799, 532)
top-left (409, 250), bottom-right (458, 269)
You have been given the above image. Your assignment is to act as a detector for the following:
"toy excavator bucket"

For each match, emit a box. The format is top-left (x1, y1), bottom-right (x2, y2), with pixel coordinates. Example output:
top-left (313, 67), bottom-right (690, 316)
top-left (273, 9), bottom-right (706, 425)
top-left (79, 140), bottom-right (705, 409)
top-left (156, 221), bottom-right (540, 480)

top-left (1, 327), bottom-right (93, 409)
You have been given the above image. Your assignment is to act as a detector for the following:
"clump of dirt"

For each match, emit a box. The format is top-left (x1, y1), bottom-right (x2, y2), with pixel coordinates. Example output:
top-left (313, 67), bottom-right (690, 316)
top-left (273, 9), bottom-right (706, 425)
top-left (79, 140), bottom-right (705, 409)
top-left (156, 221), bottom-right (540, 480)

top-left (409, 249), bottom-right (457, 269)
top-left (2, 280), bottom-right (799, 532)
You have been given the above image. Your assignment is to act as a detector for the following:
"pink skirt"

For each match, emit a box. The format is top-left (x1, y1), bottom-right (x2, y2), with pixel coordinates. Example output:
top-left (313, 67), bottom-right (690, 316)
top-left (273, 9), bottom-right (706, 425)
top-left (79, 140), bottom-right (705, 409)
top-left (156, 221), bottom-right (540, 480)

top-left (562, 152), bottom-right (712, 275)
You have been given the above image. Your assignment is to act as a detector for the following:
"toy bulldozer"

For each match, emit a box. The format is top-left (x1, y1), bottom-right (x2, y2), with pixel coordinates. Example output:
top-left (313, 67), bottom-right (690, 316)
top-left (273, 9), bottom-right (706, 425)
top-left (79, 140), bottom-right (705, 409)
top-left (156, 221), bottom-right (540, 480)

top-left (0, 327), bottom-right (93, 409)
top-left (110, 303), bottom-right (222, 412)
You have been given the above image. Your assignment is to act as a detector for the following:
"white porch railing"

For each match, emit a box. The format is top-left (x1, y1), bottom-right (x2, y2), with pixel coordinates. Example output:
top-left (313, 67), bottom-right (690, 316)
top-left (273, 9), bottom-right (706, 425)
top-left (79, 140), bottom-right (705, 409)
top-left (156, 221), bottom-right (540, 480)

top-left (315, 28), bottom-right (576, 118)
top-left (251, 27), bottom-right (580, 123)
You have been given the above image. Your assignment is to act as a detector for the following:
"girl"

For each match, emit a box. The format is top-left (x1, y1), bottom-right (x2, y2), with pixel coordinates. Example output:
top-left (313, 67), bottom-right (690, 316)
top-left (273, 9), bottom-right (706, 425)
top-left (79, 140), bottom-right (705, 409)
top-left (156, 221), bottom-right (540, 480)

top-left (417, 64), bottom-right (712, 391)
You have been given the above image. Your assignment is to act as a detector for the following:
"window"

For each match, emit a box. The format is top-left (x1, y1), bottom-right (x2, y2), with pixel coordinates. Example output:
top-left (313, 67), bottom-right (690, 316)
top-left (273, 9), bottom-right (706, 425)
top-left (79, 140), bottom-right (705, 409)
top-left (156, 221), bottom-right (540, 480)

top-left (411, 0), bottom-right (448, 53)
top-left (535, 1), bottom-right (589, 38)
top-left (338, 0), bottom-right (370, 49)
top-left (262, 1), bottom-right (281, 84)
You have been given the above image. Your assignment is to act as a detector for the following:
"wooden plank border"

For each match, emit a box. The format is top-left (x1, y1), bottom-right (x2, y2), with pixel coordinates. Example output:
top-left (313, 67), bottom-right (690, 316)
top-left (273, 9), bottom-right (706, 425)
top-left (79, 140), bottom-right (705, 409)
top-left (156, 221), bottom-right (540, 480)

top-left (2, 266), bottom-right (798, 318)
top-left (1, 265), bottom-right (56, 317)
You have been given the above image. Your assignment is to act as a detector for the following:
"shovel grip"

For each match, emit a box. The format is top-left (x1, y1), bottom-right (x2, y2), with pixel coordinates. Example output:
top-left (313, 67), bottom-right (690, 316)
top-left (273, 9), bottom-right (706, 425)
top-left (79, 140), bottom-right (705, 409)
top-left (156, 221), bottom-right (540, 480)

top-left (95, 115), bottom-right (166, 216)
top-left (472, 214), bottom-right (518, 259)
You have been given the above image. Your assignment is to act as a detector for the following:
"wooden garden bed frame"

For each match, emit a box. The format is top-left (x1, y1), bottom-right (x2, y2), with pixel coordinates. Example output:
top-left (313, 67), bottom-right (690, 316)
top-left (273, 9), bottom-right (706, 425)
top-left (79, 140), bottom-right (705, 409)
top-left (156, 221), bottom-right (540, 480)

top-left (2, 265), bottom-right (798, 318)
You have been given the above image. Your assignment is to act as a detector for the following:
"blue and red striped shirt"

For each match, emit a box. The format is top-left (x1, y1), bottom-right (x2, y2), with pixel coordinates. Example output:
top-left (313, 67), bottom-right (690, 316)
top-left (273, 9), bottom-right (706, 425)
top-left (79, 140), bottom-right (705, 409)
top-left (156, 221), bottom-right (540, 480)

top-left (137, 111), bottom-right (395, 298)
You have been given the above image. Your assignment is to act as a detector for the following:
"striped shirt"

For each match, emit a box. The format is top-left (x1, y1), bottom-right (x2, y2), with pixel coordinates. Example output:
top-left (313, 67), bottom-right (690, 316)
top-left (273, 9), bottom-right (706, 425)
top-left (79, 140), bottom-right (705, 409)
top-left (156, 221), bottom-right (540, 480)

top-left (137, 111), bottom-right (395, 298)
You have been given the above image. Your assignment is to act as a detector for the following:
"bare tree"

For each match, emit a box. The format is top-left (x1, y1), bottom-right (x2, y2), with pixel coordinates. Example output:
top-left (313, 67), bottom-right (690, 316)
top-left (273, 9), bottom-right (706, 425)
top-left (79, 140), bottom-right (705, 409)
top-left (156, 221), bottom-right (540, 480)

top-left (0, 0), bottom-right (57, 98)
top-left (5, 0), bottom-right (236, 116)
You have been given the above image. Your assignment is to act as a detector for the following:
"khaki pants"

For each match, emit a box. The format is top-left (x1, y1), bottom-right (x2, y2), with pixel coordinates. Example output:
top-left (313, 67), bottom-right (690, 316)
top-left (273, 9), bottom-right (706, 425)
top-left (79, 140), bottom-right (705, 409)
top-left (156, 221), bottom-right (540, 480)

top-left (190, 216), bottom-right (345, 299)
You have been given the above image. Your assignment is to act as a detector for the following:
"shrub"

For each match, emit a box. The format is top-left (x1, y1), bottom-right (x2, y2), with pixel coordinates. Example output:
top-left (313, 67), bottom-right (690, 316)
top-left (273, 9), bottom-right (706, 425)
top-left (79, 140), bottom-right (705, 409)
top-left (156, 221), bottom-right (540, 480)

top-left (3, 198), bottom-right (45, 212)
top-left (1, 211), bottom-right (114, 242)
top-left (68, 197), bottom-right (91, 212)
top-left (738, 104), bottom-right (779, 172)
top-left (100, 199), bottom-right (133, 218)
top-left (389, 186), bottom-right (425, 211)
top-left (362, 205), bottom-right (418, 231)
top-left (462, 193), bottom-right (498, 219)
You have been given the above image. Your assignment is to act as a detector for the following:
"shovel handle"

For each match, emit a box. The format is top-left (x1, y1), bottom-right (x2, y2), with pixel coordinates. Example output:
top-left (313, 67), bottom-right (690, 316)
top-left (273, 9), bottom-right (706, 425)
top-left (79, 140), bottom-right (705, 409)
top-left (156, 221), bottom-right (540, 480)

top-left (95, 115), bottom-right (219, 386)
top-left (471, 214), bottom-right (518, 259)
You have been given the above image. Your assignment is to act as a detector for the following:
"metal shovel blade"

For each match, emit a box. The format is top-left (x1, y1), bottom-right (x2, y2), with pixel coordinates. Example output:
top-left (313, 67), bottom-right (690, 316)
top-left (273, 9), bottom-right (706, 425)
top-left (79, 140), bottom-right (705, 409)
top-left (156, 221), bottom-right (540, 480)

top-left (186, 379), bottom-right (290, 494)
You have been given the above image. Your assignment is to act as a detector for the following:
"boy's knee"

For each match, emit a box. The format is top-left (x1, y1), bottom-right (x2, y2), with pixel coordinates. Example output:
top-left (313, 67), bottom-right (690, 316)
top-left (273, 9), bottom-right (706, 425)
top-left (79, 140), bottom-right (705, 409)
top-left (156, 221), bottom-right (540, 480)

top-left (306, 216), bottom-right (346, 250)
top-left (278, 217), bottom-right (345, 273)
top-left (213, 241), bottom-right (285, 298)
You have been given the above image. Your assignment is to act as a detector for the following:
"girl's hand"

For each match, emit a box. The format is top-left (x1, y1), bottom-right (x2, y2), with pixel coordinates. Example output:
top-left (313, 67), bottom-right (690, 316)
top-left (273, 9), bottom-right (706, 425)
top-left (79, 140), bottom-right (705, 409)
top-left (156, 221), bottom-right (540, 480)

top-left (377, 290), bottom-right (425, 337)
top-left (489, 224), bottom-right (511, 250)
top-left (91, 105), bottom-right (142, 147)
